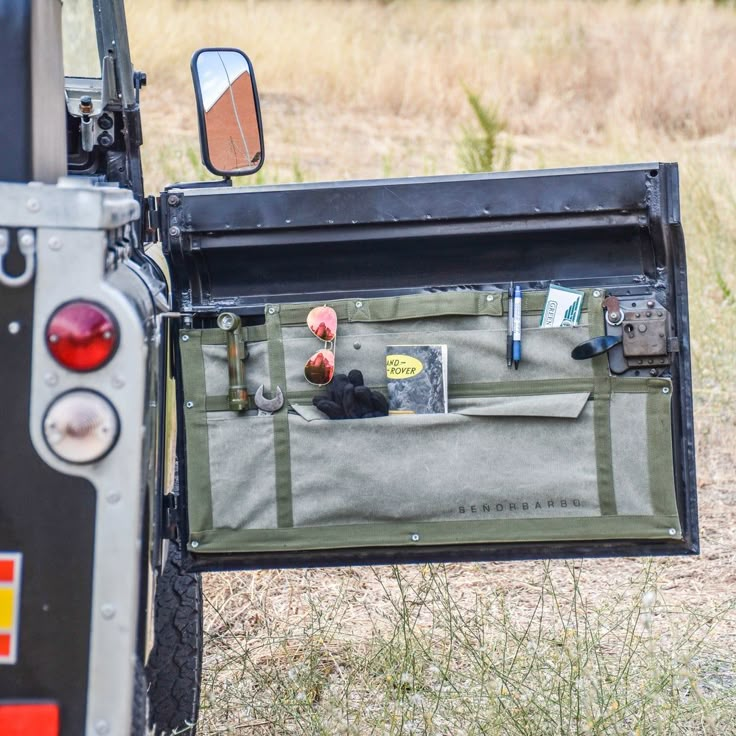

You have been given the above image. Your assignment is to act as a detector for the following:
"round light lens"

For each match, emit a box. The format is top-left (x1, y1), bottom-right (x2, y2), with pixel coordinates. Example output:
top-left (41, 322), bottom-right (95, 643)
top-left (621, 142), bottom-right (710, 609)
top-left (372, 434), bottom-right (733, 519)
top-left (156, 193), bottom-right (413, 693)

top-left (43, 390), bottom-right (119, 464)
top-left (46, 301), bottom-right (118, 372)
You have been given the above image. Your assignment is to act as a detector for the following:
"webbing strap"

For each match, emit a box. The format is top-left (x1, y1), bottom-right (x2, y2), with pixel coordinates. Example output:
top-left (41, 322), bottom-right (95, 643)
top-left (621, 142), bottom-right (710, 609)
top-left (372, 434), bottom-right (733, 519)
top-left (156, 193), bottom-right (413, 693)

top-left (647, 386), bottom-right (679, 523)
top-left (588, 292), bottom-right (617, 516)
top-left (200, 324), bottom-right (268, 345)
top-left (265, 306), bottom-right (294, 528)
top-left (203, 376), bottom-right (668, 411)
top-left (272, 290), bottom-right (505, 326)
top-left (179, 331), bottom-right (214, 533)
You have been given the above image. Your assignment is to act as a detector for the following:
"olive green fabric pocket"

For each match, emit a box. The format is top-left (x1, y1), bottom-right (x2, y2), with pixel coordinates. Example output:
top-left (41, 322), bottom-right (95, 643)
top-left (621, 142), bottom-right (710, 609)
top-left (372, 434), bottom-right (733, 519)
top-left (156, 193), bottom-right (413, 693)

top-left (288, 398), bottom-right (599, 528)
top-left (279, 318), bottom-right (594, 395)
top-left (180, 290), bottom-right (681, 554)
top-left (206, 413), bottom-right (278, 530)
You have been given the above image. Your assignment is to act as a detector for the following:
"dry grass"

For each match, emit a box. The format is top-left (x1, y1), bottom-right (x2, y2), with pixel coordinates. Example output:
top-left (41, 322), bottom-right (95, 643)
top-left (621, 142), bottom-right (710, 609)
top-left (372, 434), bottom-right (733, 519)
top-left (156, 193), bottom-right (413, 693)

top-left (120, 0), bottom-right (736, 732)
top-left (127, 0), bottom-right (736, 188)
top-left (129, 0), bottom-right (736, 140)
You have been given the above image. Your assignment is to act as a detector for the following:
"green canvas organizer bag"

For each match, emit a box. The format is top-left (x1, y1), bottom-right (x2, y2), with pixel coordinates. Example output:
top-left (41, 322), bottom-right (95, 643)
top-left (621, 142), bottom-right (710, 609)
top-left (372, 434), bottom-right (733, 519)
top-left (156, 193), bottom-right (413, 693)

top-left (179, 289), bottom-right (680, 553)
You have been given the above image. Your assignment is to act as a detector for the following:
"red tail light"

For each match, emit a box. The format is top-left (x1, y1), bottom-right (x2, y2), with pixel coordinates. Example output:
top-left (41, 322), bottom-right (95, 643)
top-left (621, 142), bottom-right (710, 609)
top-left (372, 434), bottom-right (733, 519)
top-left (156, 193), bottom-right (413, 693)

top-left (45, 301), bottom-right (118, 372)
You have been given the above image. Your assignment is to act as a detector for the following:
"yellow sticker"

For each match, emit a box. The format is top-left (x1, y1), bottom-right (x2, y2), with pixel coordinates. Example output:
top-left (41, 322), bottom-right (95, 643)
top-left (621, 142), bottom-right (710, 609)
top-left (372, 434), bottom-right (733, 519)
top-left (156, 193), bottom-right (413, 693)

top-left (386, 354), bottom-right (423, 379)
top-left (0, 589), bottom-right (13, 629)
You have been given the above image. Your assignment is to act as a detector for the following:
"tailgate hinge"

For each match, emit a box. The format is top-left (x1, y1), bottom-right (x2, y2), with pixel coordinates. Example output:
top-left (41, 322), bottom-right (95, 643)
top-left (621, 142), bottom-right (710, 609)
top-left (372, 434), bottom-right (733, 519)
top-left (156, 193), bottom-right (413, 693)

top-left (143, 195), bottom-right (160, 244)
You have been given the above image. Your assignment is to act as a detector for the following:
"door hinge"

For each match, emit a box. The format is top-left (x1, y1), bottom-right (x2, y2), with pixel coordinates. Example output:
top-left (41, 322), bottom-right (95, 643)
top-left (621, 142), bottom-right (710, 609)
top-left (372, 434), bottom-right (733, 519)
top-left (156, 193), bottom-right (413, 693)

top-left (163, 492), bottom-right (179, 541)
top-left (143, 195), bottom-right (160, 244)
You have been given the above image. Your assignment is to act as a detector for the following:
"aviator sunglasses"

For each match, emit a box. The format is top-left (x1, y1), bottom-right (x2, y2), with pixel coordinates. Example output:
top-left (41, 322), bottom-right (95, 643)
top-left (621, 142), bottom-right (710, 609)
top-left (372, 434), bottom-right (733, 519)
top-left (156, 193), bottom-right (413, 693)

top-left (304, 306), bottom-right (337, 385)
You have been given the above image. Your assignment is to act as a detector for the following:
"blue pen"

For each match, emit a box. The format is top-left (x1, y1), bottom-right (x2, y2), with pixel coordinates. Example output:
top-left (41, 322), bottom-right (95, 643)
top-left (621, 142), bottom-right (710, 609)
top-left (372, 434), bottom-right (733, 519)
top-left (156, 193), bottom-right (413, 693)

top-left (506, 282), bottom-right (514, 368)
top-left (512, 285), bottom-right (522, 370)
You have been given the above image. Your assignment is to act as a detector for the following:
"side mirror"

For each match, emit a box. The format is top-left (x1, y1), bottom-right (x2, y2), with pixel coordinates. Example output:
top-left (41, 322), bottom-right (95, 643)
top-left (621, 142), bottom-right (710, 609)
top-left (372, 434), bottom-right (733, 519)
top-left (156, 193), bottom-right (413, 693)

top-left (191, 48), bottom-right (264, 177)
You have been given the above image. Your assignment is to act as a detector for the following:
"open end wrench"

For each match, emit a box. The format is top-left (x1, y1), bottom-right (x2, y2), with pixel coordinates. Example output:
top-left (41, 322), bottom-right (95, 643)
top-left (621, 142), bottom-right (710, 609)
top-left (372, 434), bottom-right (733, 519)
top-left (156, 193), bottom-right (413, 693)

top-left (254, 385), bottom-right (284, 416)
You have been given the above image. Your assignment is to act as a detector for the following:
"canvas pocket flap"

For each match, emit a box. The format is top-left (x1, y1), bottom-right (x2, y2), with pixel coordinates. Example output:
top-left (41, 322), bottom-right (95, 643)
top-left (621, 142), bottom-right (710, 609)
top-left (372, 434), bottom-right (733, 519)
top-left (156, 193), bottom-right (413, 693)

top-left (451, 392), bottom-right (590, 419)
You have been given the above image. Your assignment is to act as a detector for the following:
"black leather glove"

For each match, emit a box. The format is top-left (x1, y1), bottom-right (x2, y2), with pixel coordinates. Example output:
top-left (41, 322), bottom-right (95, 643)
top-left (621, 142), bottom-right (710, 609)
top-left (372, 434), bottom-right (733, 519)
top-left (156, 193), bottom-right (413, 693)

top-left (312, 370), bottom-right (389, 419)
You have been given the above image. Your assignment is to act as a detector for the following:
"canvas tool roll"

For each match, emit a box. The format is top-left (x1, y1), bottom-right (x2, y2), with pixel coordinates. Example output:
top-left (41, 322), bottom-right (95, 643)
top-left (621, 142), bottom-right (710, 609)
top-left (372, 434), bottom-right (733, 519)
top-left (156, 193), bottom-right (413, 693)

top-left (179, 289), bottom-right (680, 553)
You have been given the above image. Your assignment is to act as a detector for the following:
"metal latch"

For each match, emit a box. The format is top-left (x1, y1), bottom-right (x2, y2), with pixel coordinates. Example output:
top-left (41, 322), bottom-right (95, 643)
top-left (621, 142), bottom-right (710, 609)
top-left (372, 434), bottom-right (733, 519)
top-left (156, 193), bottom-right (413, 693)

top-left (622, 310), bottom-right (668, 360)
top-left (0, 228), bottom-right (35, 288)
top-left (572, 295), bottom-right (674, 374)
top-left (616, 301), bottom-right (673, 371)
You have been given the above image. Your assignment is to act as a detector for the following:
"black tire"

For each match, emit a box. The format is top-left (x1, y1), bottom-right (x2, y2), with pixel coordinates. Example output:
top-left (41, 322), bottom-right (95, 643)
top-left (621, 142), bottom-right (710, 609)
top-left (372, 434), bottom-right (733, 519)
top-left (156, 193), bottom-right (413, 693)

top-left (146, 543), bottom-right (203, 735)
top-left (131, 659), bottom-right (148, 736)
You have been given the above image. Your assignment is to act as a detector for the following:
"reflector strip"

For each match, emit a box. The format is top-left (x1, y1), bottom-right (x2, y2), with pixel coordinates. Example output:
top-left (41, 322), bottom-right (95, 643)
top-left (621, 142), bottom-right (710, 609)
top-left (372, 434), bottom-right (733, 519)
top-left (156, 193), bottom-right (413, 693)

top-left (0, 553), bottom-right (22, 665)
top-left (0, 560), bottom-right (14, 583)
top-left (0, 703), bottom-right (59, 736)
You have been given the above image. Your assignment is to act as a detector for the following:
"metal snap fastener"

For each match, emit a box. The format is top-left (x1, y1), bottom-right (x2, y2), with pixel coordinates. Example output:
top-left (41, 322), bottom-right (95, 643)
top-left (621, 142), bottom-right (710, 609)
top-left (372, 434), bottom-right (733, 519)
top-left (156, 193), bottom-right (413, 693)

top-left (186, 401), bottom-right (194, 408)
top-left (181, 334), bottom-right (189, 342)
top-left (410, 533), bottom-right (420, 542)
top-left (268, 307), bottom-right (275, 314)
top-left (355, 301), bottom-right (363, 308)
top-left (662, 387), bottom-right (670, 394)
top-left (486, 294), bottom-right (494, 302)
top-left (191, 540), bottom-right (199, 548)
top-left (592, 290), bottom-right (601, 298)
top-left (668, 528), bottom-right (676, 536)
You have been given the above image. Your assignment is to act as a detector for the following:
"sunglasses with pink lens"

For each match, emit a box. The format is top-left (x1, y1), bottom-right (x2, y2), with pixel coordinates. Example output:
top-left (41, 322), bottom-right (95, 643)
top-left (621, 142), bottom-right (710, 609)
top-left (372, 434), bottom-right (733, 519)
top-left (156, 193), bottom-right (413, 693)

top-left (304, 306), bottom-right (337, 385)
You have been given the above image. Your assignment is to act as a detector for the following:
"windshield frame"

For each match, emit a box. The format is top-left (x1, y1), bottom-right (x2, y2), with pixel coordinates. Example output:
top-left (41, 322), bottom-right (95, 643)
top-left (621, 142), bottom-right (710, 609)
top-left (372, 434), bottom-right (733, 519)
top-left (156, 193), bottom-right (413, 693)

top-left (63, 0), bottom-right (136, 110)
top-left (91, 0), bottom-right (136, 108)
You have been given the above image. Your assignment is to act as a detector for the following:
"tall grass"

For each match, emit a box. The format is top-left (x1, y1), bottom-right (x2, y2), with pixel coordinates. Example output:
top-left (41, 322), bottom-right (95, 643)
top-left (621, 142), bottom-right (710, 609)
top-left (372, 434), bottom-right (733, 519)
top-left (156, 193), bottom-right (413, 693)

top-left (457, 89), bottom-right (513, 173)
